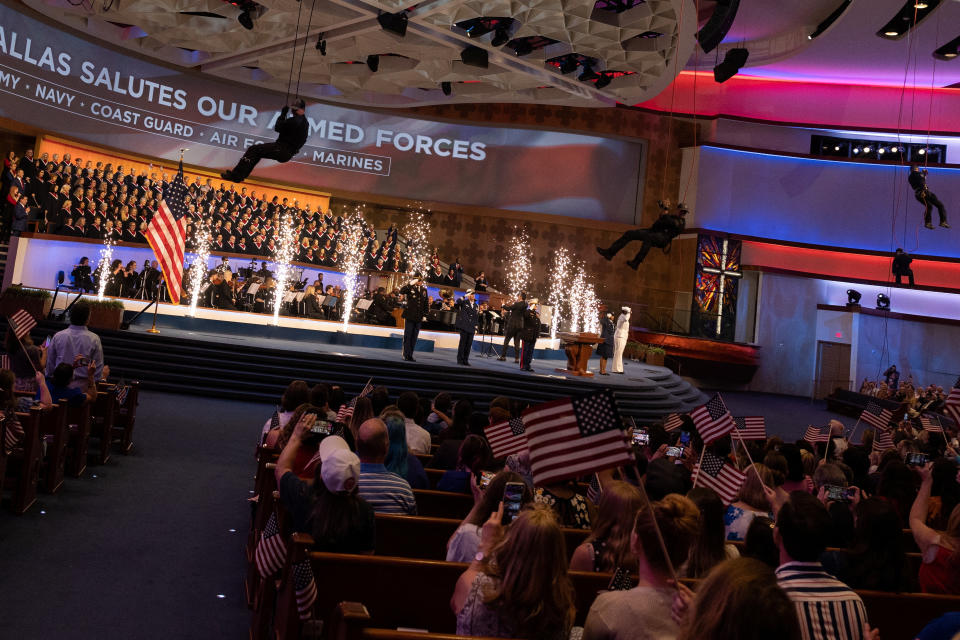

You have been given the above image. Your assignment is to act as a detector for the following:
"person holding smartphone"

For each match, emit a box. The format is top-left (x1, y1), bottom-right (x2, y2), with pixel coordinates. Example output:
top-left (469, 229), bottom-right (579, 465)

top-left (446, 471), bottom-right (532, 563)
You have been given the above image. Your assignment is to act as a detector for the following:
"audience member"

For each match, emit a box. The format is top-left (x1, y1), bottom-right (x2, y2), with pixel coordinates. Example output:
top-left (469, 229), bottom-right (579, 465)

top-left (397, 391), bottom-right (431, 454)
top-left (822, 497), bottom-right (909, 592)
top-left (910, 462), bottom-right (960, 594)
top-left (581, 494), bottom-right (699, 640)
top-left (742, 515), bottom-right (779, 568)
top-left (724, 463), bottom-right (773, 541)
top-left (683, 487), bottom-right (739, 578)
top-left (437, 435), bottom-right (490, 494)
top-left (44, 301), bottom-right (104, 389)
top-left (40, 361), bottom-right (98, 407)
top-left (425, 392), bottom-right (452, 436)
top-left (347, 396), bottom-right (375, 444)
top-left (775, 491), bottom-right (873, 640)
top-left (0, 369), bottom-right (25, 454)
top-left (381, 407), bottom-right (429, 490)
top-left (453, 505), bottom-right (574, 639)
top-left (356, 417), bottom-right (416, 515)
top-left (537, 479), bottom-right (593, 530)
top-left (446, 471), bottom-right (533, 563)
top-left (570, 481), bottom-right (643, 573)
top-left (5, 330), bottom-right (45, 392)
top-left (262, 379), bottom-right (309, 436)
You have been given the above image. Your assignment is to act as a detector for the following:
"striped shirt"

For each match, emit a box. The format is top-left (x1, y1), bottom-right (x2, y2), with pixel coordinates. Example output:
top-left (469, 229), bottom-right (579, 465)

top-left (358, 463), bottom-right (417, 515)
top-left (776, 561), bottom-right (869, 640)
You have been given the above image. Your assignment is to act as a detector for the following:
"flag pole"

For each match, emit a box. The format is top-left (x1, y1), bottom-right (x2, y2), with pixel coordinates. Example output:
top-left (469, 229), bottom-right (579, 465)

top-left (690, 447), bottom-right (706, 489)
top-left (846, 416), bottom-right (862, 447)
top-left (146, 282), bottom-right (161, 334)
top-left (733, 430), bottom-right (770, 493)
top-left (627, 465), bottom-right (679, 586)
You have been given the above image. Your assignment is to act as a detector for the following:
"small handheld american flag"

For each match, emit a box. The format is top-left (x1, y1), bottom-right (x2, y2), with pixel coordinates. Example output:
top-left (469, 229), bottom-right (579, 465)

top-left (872, 427), bottom-right (895, 453)
top-left (335, 378), bottom-right (374, 423)
top-left (8, 308), bottom-right (37, 340)
top-left (484, 415), bottom-right (527, 458)
top-left (945, 378), bottom-right (960, 427)
top-left (689, 394), bottom-right (735, 444)
top-left (693, 451), bottom-right (746, 504)
top-left (803, 425), bottom-right (829, 444)
top-left (663, 413), bottom-right (685, 432)
top-left (733, 416), bottom-right (766, 440)
top-left (860, 401), bottom-right (893, 431)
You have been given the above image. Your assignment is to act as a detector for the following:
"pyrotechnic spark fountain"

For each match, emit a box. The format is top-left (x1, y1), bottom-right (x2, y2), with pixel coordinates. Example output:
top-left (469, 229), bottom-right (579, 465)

top-left (506, 226), bottom-right (531, 299)
top-left (568, 265), bottom-right (586, 333)
top-left (271, 209), bottom-right (297, 326)
top-left (187, 218), bottom-right (211, 317)
top-left (547, 247), bottom-right (570, 339)
top-left (339, 208), bottom-right (367, 331)
top-left (580, 282), bottom-right (600, 333)
top-left (404, 208), bottom-right (431, 278)
top-left (96, 236), bottom-right (113, 301)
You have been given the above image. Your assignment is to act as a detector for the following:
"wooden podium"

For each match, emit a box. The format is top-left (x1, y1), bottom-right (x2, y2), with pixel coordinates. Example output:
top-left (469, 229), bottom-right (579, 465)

top-left (556, 331), bottom-right (602, 377)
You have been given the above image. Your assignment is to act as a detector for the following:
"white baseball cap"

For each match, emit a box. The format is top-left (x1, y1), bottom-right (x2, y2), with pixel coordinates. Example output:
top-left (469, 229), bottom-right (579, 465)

top-left (321, 447), bottom-right (360, 493)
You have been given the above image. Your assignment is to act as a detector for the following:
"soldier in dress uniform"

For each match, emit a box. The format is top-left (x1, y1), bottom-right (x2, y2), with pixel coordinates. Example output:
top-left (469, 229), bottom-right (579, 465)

top-left (454, 290), bottom-right (479, 366)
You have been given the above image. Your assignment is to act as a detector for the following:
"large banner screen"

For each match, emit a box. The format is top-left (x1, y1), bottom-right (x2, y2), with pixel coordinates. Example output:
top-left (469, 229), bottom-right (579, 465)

top-left (0, 4), bottom-right (643, 222)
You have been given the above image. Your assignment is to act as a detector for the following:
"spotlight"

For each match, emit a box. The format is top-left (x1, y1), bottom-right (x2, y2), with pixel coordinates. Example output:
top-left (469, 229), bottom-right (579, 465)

top-left (918, 148), bottom-right (926, 155)
top-left (491, 27), bottom-right (510, 47)
top-left (377, 11), bottom-right (408, 37)
top-left (846, 289), bottom-right (861, 306)
top-left (890, 146), bottom-right (898, 152)
top-left (853, 147), bottom-right (860, 154)
top-left (834, 145), bottom-right (841, 151)
top-left (513, 40), bottom-right (534, 56)
top-left (441, 81), bottom-right (452, 96)
top-left (946, 52), bottom-right (959, 58)
top-left (238, 8), bottom-right (254, 30)
top-left (876, 293), bottom-right (890, 311)
top-left (579, 64), bottom-right (600, 81)
top-left (316, 35), bottom-right (327, 55)
top-left (366, 54), bottom-right (379, 72)
top-left (884, 31), bottom-right (899, 37)
top-left (863, 146), bottom-right (871, 153)
top-left (559, 57), bottom-right (578, 74)
top-left (915, 2), bottom-right (928, 8)
top-left (595, 72), bottom-right (612, 89)
top-left (878, 148), bottom-right (886, 154)
top-left (713, 47), bottom-right (749, 83)
top-left (461, 45), bottom-right (489, 68)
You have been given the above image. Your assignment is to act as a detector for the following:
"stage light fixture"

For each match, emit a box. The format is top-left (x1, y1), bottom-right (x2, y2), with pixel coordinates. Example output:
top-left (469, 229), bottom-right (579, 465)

top-left (595, 73), bottom-right (612, 89)
top-left (863, 146), bottom-right (871, 153)
top-left (441, 81), bottom-right (452, 96)
top-left (885, 30), bottom-right (899, 36)
top-left (559, 57), bottom-right (579, 74)
top-left (918, 148), bottom-right (926, 155)
top-left (876, 293), bottom-right (891, 311)
top-left (878, 148), bottom-right (886, 154)
top-left (915, 2), bottom-right (928, 8)
top-left (579, 64), bottom-right (600, 81)
top-left (491, 27), bottom-right (510, 47)
top-left (713, 47), bottom-right (749, 83)
top-left (853, 147), bottom-right (861, 154)
top-left (238, 7), bottom-right (254, 29)
top-left (834, 145), bottom-right (841, 151)
top-left (366, 54), bottom-right (379, 72)
top-left (513, 40), bottom-right (534, 56)
top-left (846, 289), bottom-right (862, 306)
top-left (316, 35), bottom-right (327, 55)
top-left (461, 45), bottom-right (489, 68)
top-left (377, 11), bottom-right (408, 37)
top-left (808, 0), bottom-right (853, 40)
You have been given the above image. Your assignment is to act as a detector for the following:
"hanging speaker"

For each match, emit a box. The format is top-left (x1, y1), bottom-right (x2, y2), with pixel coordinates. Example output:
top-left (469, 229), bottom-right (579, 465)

top-left (696, 0), bottom-right (740, 54)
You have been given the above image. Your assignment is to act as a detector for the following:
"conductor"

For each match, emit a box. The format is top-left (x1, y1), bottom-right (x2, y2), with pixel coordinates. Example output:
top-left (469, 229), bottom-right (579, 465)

top-left (221, 99), bottom-right (309, 183)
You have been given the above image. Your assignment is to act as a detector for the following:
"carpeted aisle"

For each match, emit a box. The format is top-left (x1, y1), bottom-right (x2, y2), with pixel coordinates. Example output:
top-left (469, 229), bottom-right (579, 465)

top-left (0, 391), bottom-right (271, 640)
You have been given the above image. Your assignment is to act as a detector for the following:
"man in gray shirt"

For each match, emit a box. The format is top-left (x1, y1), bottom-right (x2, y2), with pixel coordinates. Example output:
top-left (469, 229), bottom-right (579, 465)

top-left (46, 300), bottom-right (105, 389)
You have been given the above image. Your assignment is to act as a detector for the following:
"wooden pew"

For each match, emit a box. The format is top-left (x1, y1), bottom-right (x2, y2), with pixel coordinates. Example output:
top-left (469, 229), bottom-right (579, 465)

top-left (413, 489), bottom-right (473, 520)
top-left (273, 542), bottom-right (610, 640)
top-left (66, 401), bottom-right (91, 477)
top-left (89, 387), bottom-right (116, 465)
top-left (414, 453), bottom-right (433, 468)
top-left (330, 602), bottom-right (512, 640)
top-left (374, 514), bottom-right (590, 561)
top-left (425, 467), bottom-right (444, 489)
top-left (38, 401), bottom-right (68, 493)
top-left (860, 590), bottom-right (960, 640)
top-left (5, 408), bottom-right (43, 513)
top-left (112, 381), bottom-right (140, 454)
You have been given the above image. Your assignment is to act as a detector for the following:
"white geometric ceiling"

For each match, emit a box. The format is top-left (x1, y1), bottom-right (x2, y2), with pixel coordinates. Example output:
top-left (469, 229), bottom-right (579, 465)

top-left (24, 0), bottom-right (697, 107)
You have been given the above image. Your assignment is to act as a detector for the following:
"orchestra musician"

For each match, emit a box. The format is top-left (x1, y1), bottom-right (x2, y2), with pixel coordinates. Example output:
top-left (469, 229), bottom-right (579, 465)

top-left (71, 257), bottom-right (95, 293)
top-left (369, 286), bottom-right (396, 326)
top-left (303, 285), bottom-right (324, 319)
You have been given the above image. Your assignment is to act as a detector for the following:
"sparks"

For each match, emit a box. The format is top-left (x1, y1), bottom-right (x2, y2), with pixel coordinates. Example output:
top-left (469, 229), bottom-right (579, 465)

top-left (567, 262), bottom-right (600, 333)
top-left (506, 226), bottom-right (532, 299)
top-left (403, 207), bottom-right (432, 278)
top-left (271, 209), bottom-right (297, 326)
top-left (547, 247), bottom-right (570, 340)
top-left (339, 207), bottom-right (368, 331)
top-left (96, 236), bottom-right (113, 301)
top-left (187, 213), bottom-right (212, 317)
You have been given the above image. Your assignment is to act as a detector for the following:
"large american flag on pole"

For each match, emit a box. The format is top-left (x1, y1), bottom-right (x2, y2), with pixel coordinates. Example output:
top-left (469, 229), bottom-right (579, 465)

top-left (8, 309), bottom-right (37, 340)
top-left (145, 160), bottom-right (189, 304)
top-left (945, 378), bottom-right (960, 426)
top-left (860, 401), bottom-right (893, 431)
top-left (484, 415), bottom-right (528, 458)
top-left (693, 451), bottom-right (746, 504)
top-left (525, 389), bottom-right (633, 486)
top-left (689, 394), bottom-right (736, 444)
top-left (733, 416), bottom-right (766, 440)
top-left (335, 378), bottom-right (374, 423)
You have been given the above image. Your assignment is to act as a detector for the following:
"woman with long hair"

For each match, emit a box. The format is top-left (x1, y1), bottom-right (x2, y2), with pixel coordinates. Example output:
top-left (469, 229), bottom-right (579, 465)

top-left (822, 497), bottom-right (909, 592)
top-left (453, 505), bottom-right (575, 639)
top-left (446, 471), bottom-right (533, 563)
top-left (684, 487), bottom-right (739, 578)
top-left (724, 463), bottom-right (774, 541)
top-left (439, 398), bottom-right (473, 442)
top-left (0, 369), bottom-right (26, 455)
top-left (582, 494), bottom-right (700, 640)
top-left (570, 481), bottom-right (643, 573)
top-left (437, 435), bottom-right (490, 494)
top-left (676, 557), bottom-right (801, 640)
top-left (264, 403), bottom-right (323, 475)
top-left (381, 407), bottom-right (429, 489)
top-left (911, 462), bottom-right (960, 594)
top-left (347, 396), bottom-right (375, 444)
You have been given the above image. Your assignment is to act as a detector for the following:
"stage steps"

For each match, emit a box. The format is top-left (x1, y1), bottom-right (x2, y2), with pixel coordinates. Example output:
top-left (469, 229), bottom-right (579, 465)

top-left (24, 321), bottom-right (706, 420)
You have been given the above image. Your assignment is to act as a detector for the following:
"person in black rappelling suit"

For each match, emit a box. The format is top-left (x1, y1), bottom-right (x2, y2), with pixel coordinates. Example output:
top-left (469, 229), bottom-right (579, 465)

top-left (908, 164), bottom-right (949, 230)
top-left (596, 200), bottom-right (688, 269)
top-left (221, 99), bottom-right (309, 183)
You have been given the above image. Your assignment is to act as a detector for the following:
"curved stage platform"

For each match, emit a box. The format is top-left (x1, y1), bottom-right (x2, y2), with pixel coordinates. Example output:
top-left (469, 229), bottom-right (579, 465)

top-left (34, 296), bottom-right (708, 420)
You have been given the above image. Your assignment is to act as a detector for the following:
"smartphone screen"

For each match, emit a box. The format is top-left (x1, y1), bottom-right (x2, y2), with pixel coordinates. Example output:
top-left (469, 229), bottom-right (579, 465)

top-left (665, 446), bottom-right (683, 458)
top-left (43, 336), bottom-right (51, 349)
top-left (310, 420), bottom-right (331, 435)
top-left (905, 452), bottom-right (928, 467)
top-left (502, 482), bottom-right (525, 525)
top-left (825, 485), bottom-right (852, 502)
top-left (479, 471), bottom-right (495, 489)
top-left (679, 431), bottom-right (691, 445)
top-left (632, 429), bottom-right (649, 446)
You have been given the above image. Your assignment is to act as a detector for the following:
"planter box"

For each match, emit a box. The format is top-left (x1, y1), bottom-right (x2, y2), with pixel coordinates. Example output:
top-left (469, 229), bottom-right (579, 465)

top-left (87, 306), bottom-right (123, 331)
top-left (0, 295), bottom-right (51, 323)
top-left (646, 351), bottom-right (665, 367)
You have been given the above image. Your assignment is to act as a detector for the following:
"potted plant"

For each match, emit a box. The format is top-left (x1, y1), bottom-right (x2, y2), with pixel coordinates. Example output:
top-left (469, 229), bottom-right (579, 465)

top-left (645, 345), bottom-right (666, 367)
top-left (0, 286), bottom-right (52, 322)
top-left (86, 299), bottom-right (125, 331)
top-left (624, 341), bottom-right (644, 361)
